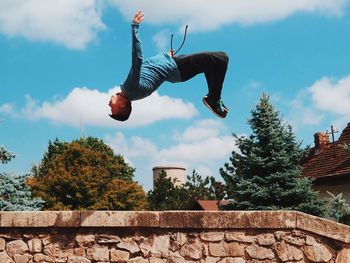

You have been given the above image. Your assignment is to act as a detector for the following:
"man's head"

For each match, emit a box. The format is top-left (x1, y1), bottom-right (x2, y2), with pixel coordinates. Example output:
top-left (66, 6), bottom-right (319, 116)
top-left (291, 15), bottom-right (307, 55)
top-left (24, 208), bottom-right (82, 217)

top-left (109, 92), bottom-right (132, 121)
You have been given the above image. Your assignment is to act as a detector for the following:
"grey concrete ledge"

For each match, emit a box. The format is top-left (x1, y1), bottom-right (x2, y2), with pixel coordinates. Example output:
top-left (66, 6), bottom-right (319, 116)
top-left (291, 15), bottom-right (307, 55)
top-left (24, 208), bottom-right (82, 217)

top-left (0, 211), bottom-right (349, 243)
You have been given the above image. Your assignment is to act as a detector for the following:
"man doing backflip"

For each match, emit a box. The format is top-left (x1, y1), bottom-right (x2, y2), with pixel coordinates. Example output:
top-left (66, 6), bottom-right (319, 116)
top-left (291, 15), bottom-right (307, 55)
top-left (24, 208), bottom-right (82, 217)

top-left (109, 11), bottom-right (229, 121)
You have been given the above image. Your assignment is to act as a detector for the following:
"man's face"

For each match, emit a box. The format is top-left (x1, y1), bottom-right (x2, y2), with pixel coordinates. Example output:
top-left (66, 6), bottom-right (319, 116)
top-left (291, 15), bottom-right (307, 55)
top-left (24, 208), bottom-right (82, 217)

top-left (109, 94), bottom-right (119, 115)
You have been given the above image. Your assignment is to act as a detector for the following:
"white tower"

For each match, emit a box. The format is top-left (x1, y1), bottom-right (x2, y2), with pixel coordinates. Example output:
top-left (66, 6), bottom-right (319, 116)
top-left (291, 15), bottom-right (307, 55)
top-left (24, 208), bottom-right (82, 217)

top-left (152, 165), bottom-right (186, 189)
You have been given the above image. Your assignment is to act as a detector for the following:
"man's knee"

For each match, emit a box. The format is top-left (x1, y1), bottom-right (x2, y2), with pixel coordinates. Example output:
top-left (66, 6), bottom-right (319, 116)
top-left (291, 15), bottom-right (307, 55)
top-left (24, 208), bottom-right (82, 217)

top-left (217, 52), bottom-right (229, 64)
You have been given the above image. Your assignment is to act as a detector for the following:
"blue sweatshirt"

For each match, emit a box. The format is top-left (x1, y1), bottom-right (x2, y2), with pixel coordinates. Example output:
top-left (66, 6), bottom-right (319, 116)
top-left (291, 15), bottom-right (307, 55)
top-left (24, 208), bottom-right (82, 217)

top-left (121, 24), bottom-right (181, 101)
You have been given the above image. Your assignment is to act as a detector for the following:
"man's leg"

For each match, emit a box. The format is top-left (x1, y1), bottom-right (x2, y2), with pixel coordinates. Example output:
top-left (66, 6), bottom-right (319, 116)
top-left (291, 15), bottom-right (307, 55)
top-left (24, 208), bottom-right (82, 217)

top-left (174, 52), bottom-right (228, 102)
top-left (174, 52), bottom-right (229, 118)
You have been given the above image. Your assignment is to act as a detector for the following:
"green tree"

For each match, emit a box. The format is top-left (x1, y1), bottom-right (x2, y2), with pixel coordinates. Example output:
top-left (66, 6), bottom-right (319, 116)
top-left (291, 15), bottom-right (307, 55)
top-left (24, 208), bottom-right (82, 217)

top-left (0, 144), bottom-right (44, 211)
top-left (220, 94), bottom-right (325, 216)
top-left (29, 137), bottom-right (146, 210)
top-left (93, 178), bottom-right (148, 210)
top-left (0, 173), bottom-right (44, 211)
top-left (326, 192), bottom-right (350, 225)
top-left (148, 170), bottom-right (188, 210)
top-left (148, 170), bottom-right (220, 210)
top-left (0, 145), bottom-right (15, 164)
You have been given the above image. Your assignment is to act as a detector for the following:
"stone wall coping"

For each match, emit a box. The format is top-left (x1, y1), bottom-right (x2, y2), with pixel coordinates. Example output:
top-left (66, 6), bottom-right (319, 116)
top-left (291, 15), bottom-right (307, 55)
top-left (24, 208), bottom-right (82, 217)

top-left (0, 211), bottom-right (349, 243)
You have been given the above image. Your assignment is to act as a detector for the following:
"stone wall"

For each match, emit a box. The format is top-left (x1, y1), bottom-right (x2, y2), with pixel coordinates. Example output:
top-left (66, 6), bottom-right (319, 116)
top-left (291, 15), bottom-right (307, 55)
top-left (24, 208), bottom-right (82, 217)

top-left (0, 211), bottom-right (349, 263)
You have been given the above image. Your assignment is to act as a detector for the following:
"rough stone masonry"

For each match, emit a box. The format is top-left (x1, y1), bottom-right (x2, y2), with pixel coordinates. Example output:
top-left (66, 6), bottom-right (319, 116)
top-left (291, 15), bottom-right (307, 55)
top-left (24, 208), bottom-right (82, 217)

top-left (0, 211), bottom-right (349, 263)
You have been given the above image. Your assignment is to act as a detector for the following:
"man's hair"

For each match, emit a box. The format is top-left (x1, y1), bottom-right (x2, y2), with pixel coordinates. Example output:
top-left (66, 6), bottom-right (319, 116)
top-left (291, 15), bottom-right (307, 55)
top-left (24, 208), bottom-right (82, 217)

top-left (109, 93), bottom-right (132, 122)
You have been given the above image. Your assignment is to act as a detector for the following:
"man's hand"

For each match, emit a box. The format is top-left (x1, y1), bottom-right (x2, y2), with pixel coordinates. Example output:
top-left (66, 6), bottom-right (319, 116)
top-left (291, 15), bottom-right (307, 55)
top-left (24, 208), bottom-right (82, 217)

top-left (133, 11), bottom-right (144, 24)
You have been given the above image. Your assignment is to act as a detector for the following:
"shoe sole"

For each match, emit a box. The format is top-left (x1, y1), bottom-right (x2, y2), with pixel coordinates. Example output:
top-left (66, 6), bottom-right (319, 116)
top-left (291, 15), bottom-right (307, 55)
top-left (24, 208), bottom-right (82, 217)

top-left (203, 96), bottom-right (229, 113)
top-left (202, 97), bottom-right (226, 119)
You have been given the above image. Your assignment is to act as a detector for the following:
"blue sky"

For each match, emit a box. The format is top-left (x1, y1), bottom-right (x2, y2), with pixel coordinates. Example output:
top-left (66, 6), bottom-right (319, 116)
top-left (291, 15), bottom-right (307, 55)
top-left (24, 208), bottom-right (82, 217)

top-left (1, 0), bottom-right (350, 191)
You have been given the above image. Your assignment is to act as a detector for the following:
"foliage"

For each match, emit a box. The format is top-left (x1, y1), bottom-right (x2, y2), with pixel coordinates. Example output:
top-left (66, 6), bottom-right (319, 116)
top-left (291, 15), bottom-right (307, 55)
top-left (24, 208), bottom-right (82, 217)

top-left (326, 191), bottom-right (350, 225)
top-left (92, 178), bottom-right (148, 210)
top-left (147, 170), bottom-right (188, 210)
top-left (0, 143), bottom-right (44, 211)
top-left (0, 145), bottom-right (15, 164)
top-left (148, 170), bottom-right (221, 210)
top-left (29, 137), bottom-right (147, 210)
top-left (341, 143), bottom-right (350, 153)
top-left (220, 94), bottom-right (325, 216)
top-left (0, 173), bottom-right (44, 211)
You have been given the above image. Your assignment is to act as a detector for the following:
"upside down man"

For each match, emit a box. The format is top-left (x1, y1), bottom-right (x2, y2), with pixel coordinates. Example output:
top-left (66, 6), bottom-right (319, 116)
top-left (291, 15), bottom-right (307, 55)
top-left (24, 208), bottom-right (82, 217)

top-left (109, 11), bottom-right (229, 121)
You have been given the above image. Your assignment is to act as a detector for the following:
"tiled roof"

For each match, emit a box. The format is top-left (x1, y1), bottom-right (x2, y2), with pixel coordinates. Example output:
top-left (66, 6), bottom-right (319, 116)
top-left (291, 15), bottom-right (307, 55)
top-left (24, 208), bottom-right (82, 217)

top-left (301, 122), bottom-right (350, 179)
top-left (195, 200), bottom-right (228, 211)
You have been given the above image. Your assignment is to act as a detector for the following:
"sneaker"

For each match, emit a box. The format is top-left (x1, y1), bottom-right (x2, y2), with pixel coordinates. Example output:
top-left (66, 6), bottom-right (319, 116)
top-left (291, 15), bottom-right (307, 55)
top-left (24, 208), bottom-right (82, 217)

top-left (202, 96), bottom-right (228, 118)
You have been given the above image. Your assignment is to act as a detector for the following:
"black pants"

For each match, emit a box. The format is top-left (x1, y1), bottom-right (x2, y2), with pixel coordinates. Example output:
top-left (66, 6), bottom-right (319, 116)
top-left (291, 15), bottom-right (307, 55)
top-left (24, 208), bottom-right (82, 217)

top-left (173, 52), bottom-right (229, 102)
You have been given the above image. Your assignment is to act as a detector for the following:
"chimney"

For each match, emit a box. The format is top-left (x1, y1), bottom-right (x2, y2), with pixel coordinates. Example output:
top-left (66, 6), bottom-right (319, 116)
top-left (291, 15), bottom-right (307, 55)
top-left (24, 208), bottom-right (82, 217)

top-left (314, 132), bottom-right (329, 151)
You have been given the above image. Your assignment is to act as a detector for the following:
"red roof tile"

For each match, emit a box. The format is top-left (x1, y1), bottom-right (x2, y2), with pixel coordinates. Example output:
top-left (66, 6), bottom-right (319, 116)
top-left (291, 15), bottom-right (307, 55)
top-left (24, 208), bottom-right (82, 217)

top-left (196, 200), bottom-right (228, 211)
top-left (301, 122), bottom-right (350, 179)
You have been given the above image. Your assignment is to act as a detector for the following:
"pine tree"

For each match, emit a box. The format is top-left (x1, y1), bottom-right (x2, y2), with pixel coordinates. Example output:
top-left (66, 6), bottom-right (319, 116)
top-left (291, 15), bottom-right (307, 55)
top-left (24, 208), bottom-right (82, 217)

top-left (0, 144), bottom-right (44, 211)
top-left (220, 94), bottom-right (325, 216)
top-left (0, 173), bottom-right (44, 211)
top-left (0, 145), bottom-right (15, 164)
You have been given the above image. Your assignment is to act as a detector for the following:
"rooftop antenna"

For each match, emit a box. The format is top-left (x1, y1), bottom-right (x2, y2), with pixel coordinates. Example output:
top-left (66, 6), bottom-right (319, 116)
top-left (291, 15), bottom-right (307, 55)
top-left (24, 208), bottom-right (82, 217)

top-left (80, 115), bottom-right (85, 138)
top-left (326, 125), bottom-right (339, 157)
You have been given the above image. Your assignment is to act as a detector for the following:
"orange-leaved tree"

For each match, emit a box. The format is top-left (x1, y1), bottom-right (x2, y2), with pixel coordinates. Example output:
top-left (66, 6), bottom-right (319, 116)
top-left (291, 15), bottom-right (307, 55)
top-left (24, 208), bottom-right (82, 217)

top-left (29, 137), bottom-right (148, 210)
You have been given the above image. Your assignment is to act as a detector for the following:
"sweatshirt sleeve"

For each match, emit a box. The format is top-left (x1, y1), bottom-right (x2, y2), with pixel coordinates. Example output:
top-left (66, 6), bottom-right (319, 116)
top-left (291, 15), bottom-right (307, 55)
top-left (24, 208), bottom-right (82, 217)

top-left (131, 24), bottom-right (143, 70)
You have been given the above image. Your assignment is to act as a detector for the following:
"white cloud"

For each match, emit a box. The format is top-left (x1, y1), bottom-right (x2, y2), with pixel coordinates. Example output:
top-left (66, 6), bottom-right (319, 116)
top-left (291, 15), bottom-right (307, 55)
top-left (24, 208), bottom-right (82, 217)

top-left (19, 87), bottom-right (198, 127)
top-left (0, 0), bottom-right (105, 49)
top-left (109, 0), bottom-right (348, 31)
top-left (173, 119), bottom-right (224, 142)
top-left (309, 76), bottom-right (350, 115)
top-left (152, 30), bottom-right (170, 52)
top-left (0, 103), bottom-right (14, 115)
top-left (287, 75), bottom-right (350, 131)
top-left (105, 119), bottom-right (236, 181)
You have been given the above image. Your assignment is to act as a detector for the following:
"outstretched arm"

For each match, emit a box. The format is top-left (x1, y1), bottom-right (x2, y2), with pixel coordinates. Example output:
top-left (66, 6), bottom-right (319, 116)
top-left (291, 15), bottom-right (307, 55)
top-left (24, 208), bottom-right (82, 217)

top-left (131, 11), bottom-right (144, 74)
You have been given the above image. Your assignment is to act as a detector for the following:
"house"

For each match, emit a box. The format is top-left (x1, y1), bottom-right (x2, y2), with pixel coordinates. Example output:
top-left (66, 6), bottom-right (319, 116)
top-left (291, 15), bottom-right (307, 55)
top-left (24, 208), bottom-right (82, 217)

top-left (193, 200), bottom-right (228, 211)
top-left (301, 122), bottom-right (350, 202)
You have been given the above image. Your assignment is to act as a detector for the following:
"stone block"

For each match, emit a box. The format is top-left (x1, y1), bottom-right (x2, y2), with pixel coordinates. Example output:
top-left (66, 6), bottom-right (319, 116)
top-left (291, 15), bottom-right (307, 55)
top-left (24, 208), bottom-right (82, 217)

top-left (6, 240), bottom-right (28, 257)
top-left (180, 240), bottom-right (203, 260)
top-left (159, 211), bottom-right (296, 229)
top-left (67, 255), bottom-right (91, 263)
top-left (336, 248), bottom-right (350, 263)
top-left (225, 232), bottom-right (254, 243)
top-left (304, 243), bottom-right (333, 263)
top-left (110, 248), bottom-right (129, 262)
top-left (209, 242), bottom-right (245, 257)
top-left (129, 257), bottom-right (149, 263)
top-left (97, 234), bottom-right (121, 244)
top-left (80, 211), bottom-right (159, 227)
top-left (0, 238), bottom-right (5, 251)
top-left (0, 211), bottom-right (80, 227)
top-left (199, 232), bottom-right (224, 242)
top-left (296, 211), bottom-right (350, 243)
top-left (0, 251), bottom-right (14, 263)
top-left (55, 211), bottom-right (81, 227)
top-left (75, 234), bottom-right (95, 246)
top-left (256, 233), bottom-right (275, 246)
top-left (117, 238), bottom-right (140, 254)
top-left (13, 254), bottom-right (32, 263)
top-left (276, 240), bottom-right (303, 261)
top-left (245, 245), bottom-right (275, 260)
top-left (28, 238), bottom-right (42, 253)
top-left (149, 258), bottom-right (166, 263)
top-left (92, 247), bottom-right (109, 261)
top-left (33, 253), bottom-right (54, 262)
top-left (218, 258), bottom-right (246, 263)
